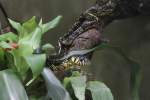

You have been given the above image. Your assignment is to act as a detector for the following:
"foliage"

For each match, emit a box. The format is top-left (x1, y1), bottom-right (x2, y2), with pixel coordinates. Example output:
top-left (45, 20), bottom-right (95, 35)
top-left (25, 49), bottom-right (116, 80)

top-left (42, 68), bottom-right (71, 100)
top-left (0, 16), bottom-right (114, 100)
top-left (0, 69), bottom-right (29, 100)
top-left (0, 16), bottom-right (62, 83)
top-left (63, 72), bottom-right (114, 100)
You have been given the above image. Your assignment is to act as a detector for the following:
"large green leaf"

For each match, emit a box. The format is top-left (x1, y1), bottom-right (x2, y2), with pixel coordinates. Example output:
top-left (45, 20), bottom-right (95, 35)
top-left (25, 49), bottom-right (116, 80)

top-left (0, 41), bottom-right (12, 49)
top-left (8, 50), bottom-right (45, 82)
top-left (41, 15), bottom-right (62, 34)
top-left (22, 16), bottom-right (37, 33)
top-left (70, 76), bottom-right (86, 100)
top-left (18, 26), bottom-right (42, 50)
top-left (24, 54), bottom-right (46, 80)
top-left (0, 69), bottom-right (29, 100)
top-left (9, 50), bottom-right (29, 76)
top-left (86, 81), bottom-right (114, 100)
top-left (64, 75), bottom-right (86, 100)
top-left (8, 19), bottom-right (22, 33)
top-left (0, 32), bottom-right (18, 42)
top-left (30, 27), bottom-right (42, 49)
top-left (42, 68), bottom-right (71, 100)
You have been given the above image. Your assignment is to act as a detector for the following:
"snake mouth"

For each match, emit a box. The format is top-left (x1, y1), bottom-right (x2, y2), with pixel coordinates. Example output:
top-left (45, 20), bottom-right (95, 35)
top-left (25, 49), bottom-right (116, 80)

top-left (59, 55), bottom-right (91, 70)
top-left (49, 54), bottom-right (91, 73)
top-left (47, 27), bottom-right (107, 73)
top-left (47, 41), bottom-right (107, 72)
top-left (48, 55), bottom-right (91, 79)
top-left (47, 44), bottom-right (96, 66)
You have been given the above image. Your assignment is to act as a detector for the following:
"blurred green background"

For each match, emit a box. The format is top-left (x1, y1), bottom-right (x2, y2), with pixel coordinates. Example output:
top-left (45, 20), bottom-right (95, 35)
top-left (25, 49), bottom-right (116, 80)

top-left (0, 0), bottom-right (150, 100)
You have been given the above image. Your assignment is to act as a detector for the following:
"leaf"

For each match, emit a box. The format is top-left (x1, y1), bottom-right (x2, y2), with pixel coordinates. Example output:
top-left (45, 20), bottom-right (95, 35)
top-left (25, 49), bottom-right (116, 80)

top-left (6, 16), bottom-right (61, 85)
top-left (9, 50), bottom-right (29, 76)
top-left (24, 54), bottom-right (46, 80)
top-left (19, 26), bottom-right (43, 50)
top-left (8, 18), bottom-right (22, 33)
top-left (38, 18), bottom-right (43, 26)
top-left (29, 96), bottom-right (46, 100)
top-left (16, 43), bottom-right (33, 56)
top-left (41, 68), bottom-right (71, 100)
top-left (0, 48), bottom-right (4, 60)
top-left (41, 15), bottom-right (62, 34)
top-left (30, 27), bottom-right (42, 49)
top-left (0, 41), bottom-right (12, 49)
top-left (42, 43), bottom-right (54, 53)
top-left (130, 61), bottom-right (141, 100)
top-left (70, 76), bottom-right (87, 100)
top-left (0, 69), bottom-right (29, 100)
top-left (0, 48), bottom-right (5, 66)
top-left (86, 81), bottom-right (114, 100)
top-left (64, 75), bottom-right (86, 100)
top-left (42, 43), bottom-right (54, 50)
top-left (0, 32), bottom-right (18, 42)
top-left (22, 16), bottom-right (37, 33)
top-left (18, 26), bottom-right (42, 54)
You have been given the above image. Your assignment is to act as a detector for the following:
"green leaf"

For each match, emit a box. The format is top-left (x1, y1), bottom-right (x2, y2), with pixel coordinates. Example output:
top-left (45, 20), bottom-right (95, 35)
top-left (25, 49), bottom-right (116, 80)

top-left (0, 41), bottom-right (12, 49)
top-left (64, 75), bottom-right (86, 100)
top-left (30, 27), bottom-right (42, 49)
top-left (130, 61), bottom-right (141, 100)
top-left (19, 26), bottom-right (42, 50)
top-left (42, 43), bottom-right (54, 54)
top-left (18, 26), bottom-right (42, 53)
top-left (0, 48), bottom-right (4, 60)
top-left (0, 48), bottom-right (5, 66)
top-left (42, 43), bottom-right (54, 50)
top-left (41, 68), bottom-right (71, 100)
top-left (8, 18), bottom-right (22, 33)
top-left (0, 69), bottom-right (29, 100)
top-left (86, 81), bottom-right (114, 100)
top-left (38, 18), bottom-right (43, 26)
top-left (29, 96), bottom-right (46, 100)
top-left (0, 32), bottom-right (18, 42)
top-left (5, 16), bottom-right (61, 86)
top-left (22, 16), bottom-right (37, 33)
top-left (9, 50), bottom-right (29, 76)
top-left (16, 43), bottom-right (33, 56)
top-left (24, 54), bottom-right (46, 79)
top-left (41, 15), bottom-right (62, 34)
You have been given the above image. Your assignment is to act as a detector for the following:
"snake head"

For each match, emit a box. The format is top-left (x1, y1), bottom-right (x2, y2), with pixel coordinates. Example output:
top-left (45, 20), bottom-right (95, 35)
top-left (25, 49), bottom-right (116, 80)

top-left (46, 26), bottom-right (108, 78)
top-left (46, 10), bottom-right (108, 78)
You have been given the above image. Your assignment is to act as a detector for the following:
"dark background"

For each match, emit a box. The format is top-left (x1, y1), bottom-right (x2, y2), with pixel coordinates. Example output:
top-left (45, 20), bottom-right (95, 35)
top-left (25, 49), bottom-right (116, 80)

top-left (0, 0), bottom-right (150, 100)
